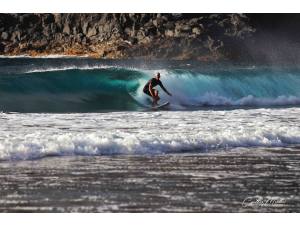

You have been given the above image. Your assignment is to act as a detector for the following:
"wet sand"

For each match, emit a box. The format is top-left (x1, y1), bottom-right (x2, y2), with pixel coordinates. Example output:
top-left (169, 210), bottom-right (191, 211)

top-left (0, 147), bottom-right (299, 212)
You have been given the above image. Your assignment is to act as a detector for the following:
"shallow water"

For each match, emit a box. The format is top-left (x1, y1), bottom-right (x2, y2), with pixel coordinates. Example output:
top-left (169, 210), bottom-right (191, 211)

top-left (0, 148), bottom-right (299, 212)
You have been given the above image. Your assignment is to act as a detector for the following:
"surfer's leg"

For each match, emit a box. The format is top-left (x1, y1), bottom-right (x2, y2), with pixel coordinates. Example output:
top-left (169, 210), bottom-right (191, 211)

top-left (155, 90), bottom-right (160, 102)
top-left (153, 89), bottom-right (159, 105)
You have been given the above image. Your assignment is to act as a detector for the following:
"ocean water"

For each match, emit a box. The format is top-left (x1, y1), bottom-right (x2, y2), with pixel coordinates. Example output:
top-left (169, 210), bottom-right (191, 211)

top-left (0, 58), bottom-right (299, 212)
top-left (1, 58), bottom-right (300, 113)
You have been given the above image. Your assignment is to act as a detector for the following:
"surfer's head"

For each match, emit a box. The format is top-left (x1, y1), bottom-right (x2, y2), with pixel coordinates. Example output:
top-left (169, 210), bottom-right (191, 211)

top-left (156, 72), bottom-right (161, 80)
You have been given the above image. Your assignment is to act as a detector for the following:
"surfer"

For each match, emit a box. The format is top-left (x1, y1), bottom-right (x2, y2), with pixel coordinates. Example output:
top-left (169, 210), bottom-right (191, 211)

top-left (143, 72), bottom-right (172, 106)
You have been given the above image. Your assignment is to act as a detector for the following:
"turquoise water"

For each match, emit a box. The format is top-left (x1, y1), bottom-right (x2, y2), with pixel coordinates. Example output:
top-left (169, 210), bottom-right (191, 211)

top-left (1, 58), bottom-right (300, 112)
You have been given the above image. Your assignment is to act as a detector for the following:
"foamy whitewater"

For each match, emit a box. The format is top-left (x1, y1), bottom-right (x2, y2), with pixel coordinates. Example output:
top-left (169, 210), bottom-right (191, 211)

top-left (1, 108), bottom-right (300, 160)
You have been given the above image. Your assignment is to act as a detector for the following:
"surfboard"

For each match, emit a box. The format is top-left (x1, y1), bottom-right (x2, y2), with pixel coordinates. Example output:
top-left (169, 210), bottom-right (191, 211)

top-left (151, 101), bottom-right (170, 110)
top-left (128, 92), bottom-right (169, 110)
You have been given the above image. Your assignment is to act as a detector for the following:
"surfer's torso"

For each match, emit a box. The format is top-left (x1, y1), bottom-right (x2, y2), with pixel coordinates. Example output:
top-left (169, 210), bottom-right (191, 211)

top-left (143, 78), bottom-right (162, 91)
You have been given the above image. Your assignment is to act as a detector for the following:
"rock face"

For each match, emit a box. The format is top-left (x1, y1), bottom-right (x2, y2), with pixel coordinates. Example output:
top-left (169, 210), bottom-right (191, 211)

top-left (0, 13), bottom-right (255, 60)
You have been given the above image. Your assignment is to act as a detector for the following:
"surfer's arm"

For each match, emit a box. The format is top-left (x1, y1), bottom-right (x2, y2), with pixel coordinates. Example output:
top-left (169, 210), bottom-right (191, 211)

top-left (160, 84), bottom-right (172, 96)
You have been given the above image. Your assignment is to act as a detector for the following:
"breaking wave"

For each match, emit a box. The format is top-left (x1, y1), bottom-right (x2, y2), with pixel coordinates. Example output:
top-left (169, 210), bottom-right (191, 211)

top-left (1, 62), bottom-right (300, 112)
top-left (1, 108), bottom-right (300, 161)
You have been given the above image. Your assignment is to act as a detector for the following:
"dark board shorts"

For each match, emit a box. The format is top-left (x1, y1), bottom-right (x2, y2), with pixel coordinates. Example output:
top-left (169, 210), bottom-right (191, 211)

top-left (143, 87), bottom-right (151, 96)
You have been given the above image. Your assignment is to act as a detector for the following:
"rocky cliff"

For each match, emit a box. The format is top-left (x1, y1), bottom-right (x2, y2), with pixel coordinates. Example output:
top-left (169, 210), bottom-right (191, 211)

top-left (0, 13), bottom-right (255, 60)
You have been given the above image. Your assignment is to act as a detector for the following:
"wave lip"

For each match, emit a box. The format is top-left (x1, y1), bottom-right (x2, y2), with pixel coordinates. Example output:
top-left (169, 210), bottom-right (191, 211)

top-left (23, 65), bottom-right (114, 74)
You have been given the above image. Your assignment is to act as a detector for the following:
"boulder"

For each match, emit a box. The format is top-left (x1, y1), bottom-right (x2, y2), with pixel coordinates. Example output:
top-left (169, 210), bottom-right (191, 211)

top-left (73, 27), bottom-right (77, 35)
top-left (165, 30), bottom-right (174, 37)
top-left (75, 33), bottom-right (83, 42)
top-left (164, 22), bottom-right (175, 30)
top-left (82, 22), bottom-right (89, 34)
top-left (174, 27), bottom-right (184, 37)
top-left (111, 27), bottom-right (121, 39)
top-left (86, 26), bottom-right (97, 37)
top-left (189, 18), bottom-right (200, 25)
top-left (53, 14), bottom-right (62, 29)
top-left (81, 37), bottom-right (87, 45)
top-left (144, 20), bottom-right (154, 28)
top-left (43, 27), bottom-right (51, 37)
top-left (1, 32), bottom-right (9, 40)
top-left (11, 31), bottom-right (21, 43)
top-left (63, 23), bottom-right (71, 34)
top-left (139, 36), bottom-right (151, 44)
top-left (137, 30), bottom-right (145, 41)
top-left (181, 24), bottom-right (192, 32)
top-left (124, 27), bottom-right (131, 36)
top-left (102, 23), bottom-right (112, 34)
top-left (192, 27), bottom-right (201, 35)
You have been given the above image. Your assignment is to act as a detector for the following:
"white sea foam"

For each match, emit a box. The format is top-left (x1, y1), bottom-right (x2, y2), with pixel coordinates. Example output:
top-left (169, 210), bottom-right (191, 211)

top-left (1, 108), bottom-right (300, 161)
top-left (176, 92), bottom-right (300, 107)
top-left (24, 65), bottom-right (113, 73)
top-left (23, 64), bottom-right (147, 74)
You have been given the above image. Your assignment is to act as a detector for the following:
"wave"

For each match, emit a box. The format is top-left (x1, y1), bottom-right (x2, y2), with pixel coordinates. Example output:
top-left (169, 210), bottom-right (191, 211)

top-left (2, 130), bottom-right (300, 161)
top-left (1, 108), bottom-right (300, 161)
top-left (1, 65), bottom-right (300, 112)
